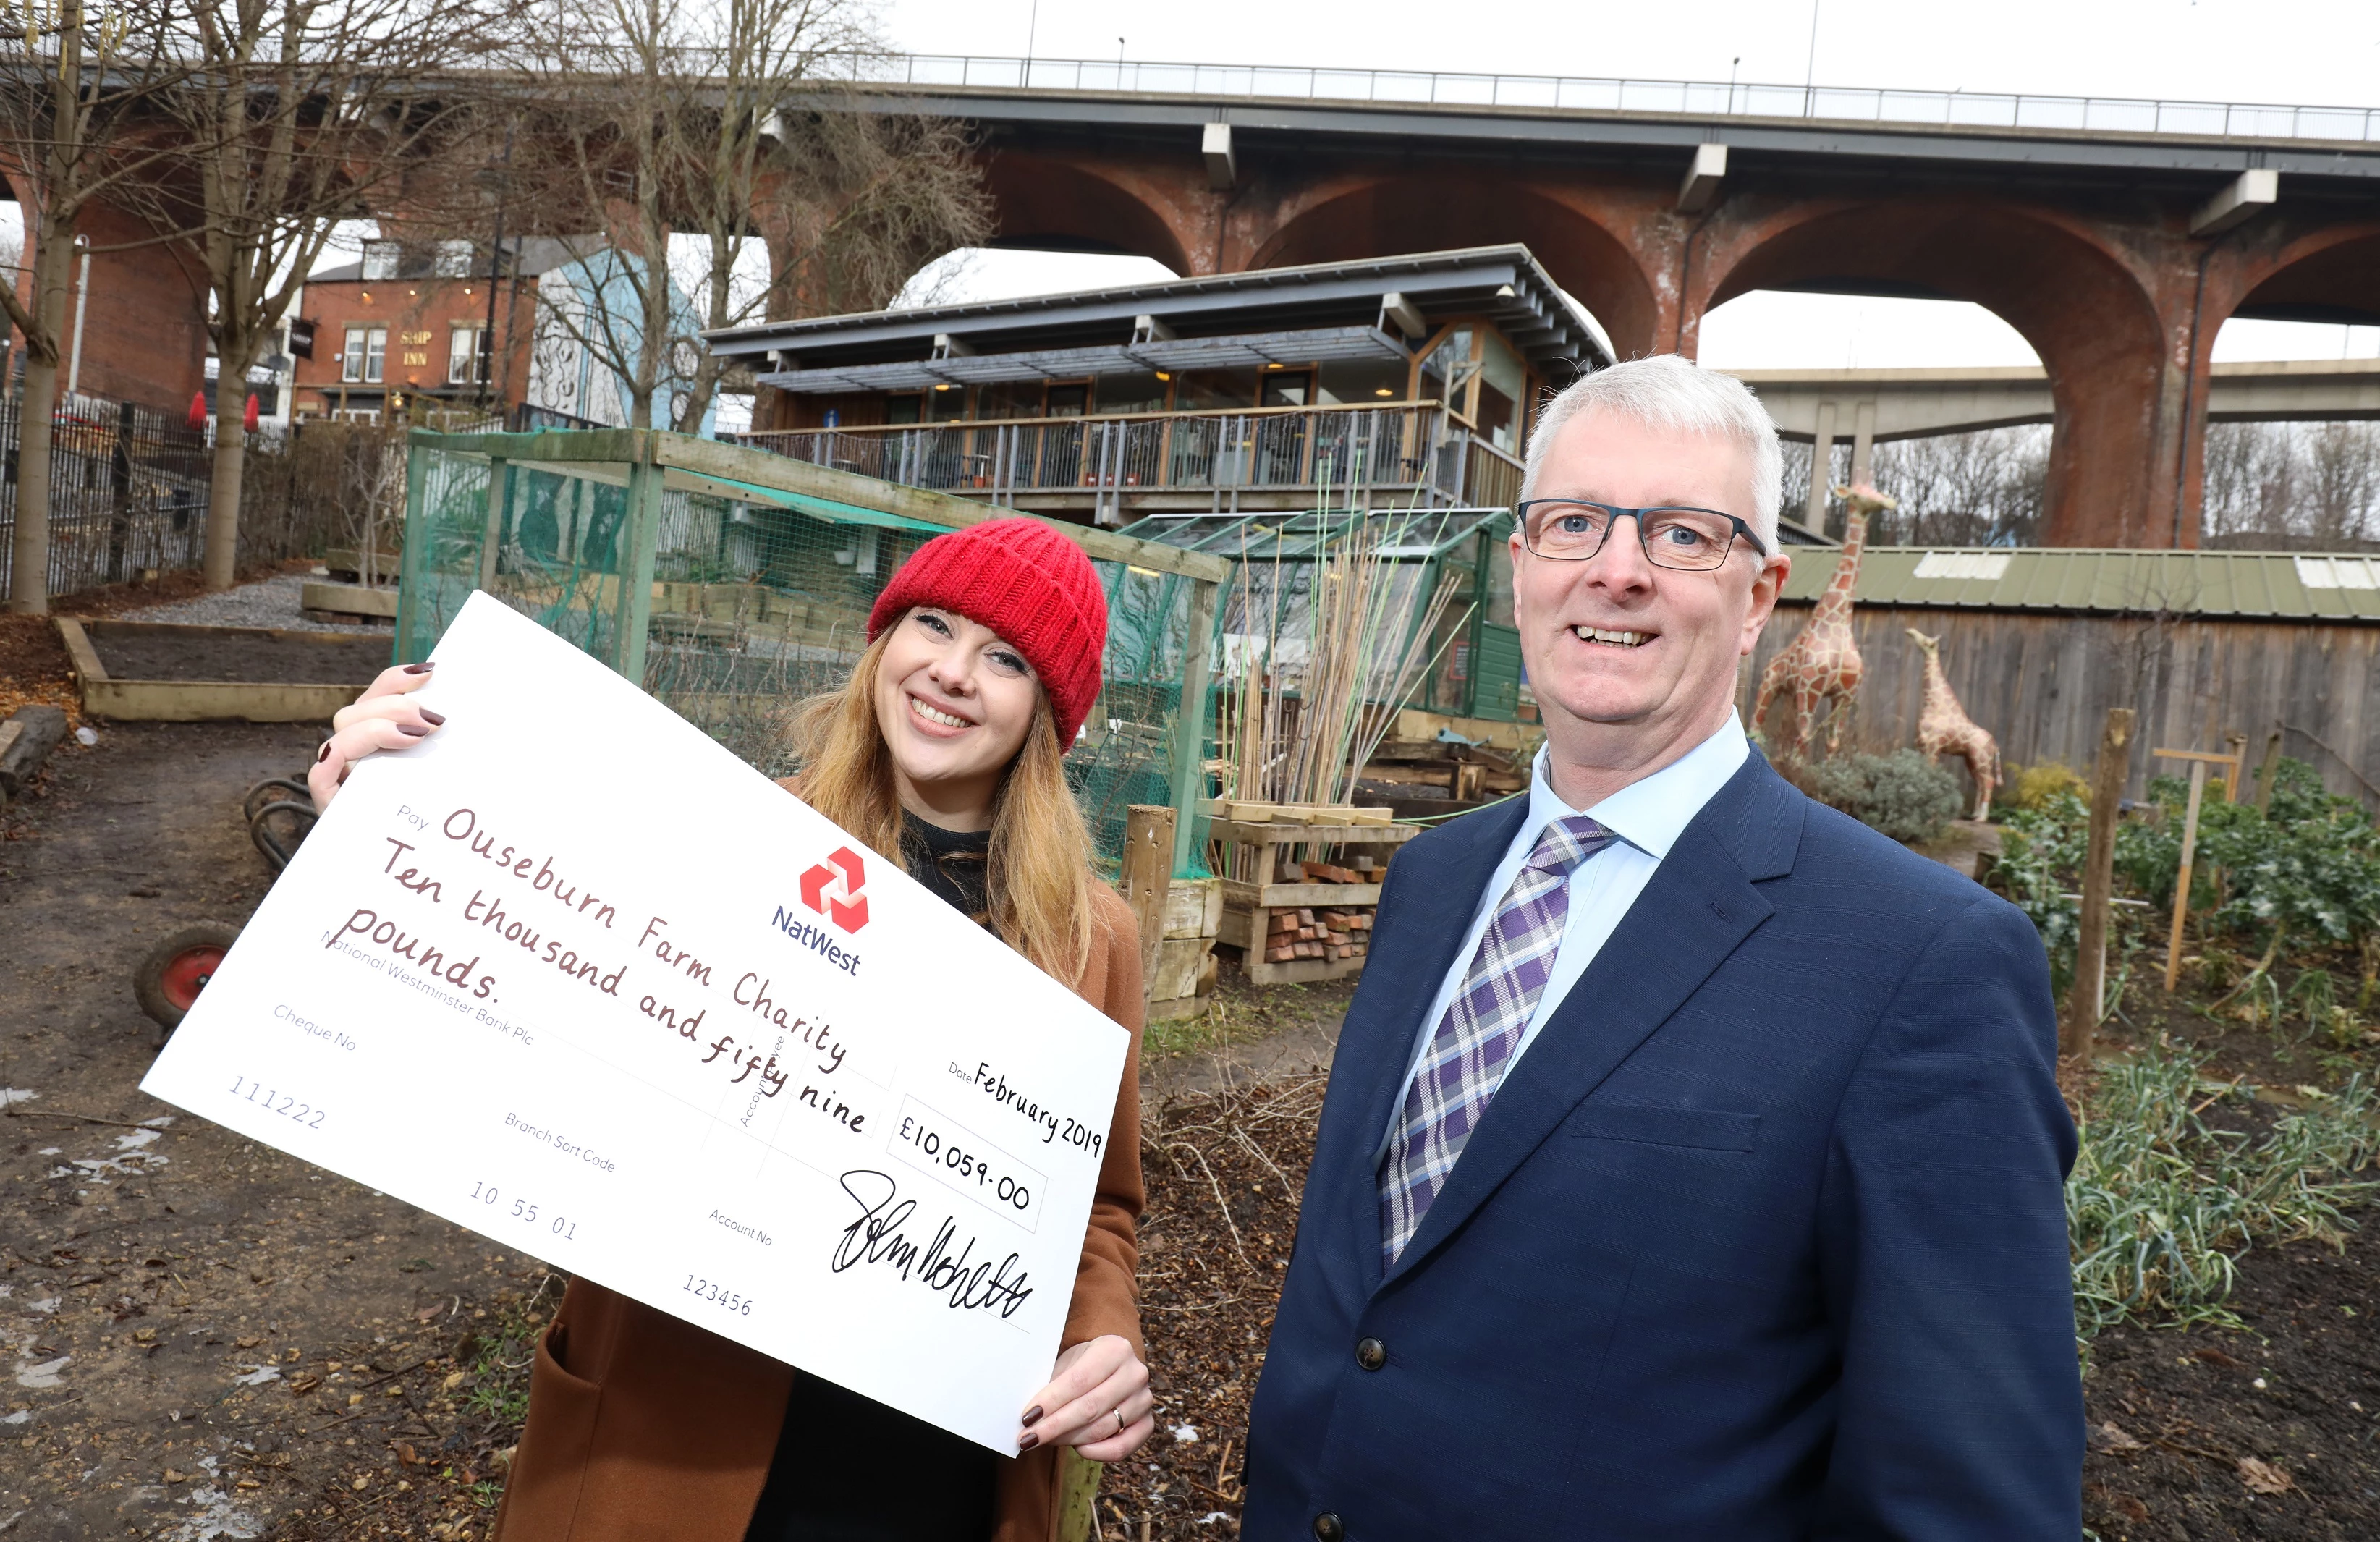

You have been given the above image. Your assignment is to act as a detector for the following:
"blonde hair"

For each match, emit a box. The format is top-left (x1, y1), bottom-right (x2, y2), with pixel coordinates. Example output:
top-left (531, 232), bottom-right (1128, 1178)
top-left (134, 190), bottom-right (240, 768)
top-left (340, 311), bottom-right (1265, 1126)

top-left (788, 623), bottom-right (1099, 985)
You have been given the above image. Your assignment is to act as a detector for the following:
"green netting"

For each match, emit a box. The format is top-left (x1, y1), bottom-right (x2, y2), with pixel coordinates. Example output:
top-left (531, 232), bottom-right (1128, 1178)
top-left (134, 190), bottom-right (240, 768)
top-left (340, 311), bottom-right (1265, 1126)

top-left (397, 435), bottom-right (1219, 879)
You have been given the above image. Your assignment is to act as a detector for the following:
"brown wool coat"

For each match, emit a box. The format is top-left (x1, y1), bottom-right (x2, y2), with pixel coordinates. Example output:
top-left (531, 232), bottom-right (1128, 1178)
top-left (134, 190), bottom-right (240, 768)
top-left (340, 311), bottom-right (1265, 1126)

top-left (492, 870), bottom-right (1145, 1542)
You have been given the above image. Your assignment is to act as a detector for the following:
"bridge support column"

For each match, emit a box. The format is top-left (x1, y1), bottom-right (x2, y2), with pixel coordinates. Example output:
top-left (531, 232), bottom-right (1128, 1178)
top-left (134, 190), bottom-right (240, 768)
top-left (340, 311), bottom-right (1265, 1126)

top-left (1803, 401), bottom-right (1836, 532)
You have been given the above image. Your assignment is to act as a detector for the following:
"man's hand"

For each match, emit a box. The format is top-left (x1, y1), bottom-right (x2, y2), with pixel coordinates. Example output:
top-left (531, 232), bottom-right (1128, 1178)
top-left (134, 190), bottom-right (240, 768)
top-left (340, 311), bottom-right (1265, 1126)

top-left (1018, 1335), bottom-right (1152, 1460)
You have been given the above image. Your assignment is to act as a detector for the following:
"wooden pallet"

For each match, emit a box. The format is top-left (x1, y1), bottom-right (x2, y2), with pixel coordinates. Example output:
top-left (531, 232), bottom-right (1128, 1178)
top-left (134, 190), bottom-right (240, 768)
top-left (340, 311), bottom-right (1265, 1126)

top-left (1216, 818), bottom-right (1417, 986)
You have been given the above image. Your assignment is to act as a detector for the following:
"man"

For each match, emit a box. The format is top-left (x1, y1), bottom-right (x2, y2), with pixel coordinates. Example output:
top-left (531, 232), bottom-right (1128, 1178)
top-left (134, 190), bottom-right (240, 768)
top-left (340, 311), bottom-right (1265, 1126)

top-left (1244, 356), bottom-right (2082, 1540)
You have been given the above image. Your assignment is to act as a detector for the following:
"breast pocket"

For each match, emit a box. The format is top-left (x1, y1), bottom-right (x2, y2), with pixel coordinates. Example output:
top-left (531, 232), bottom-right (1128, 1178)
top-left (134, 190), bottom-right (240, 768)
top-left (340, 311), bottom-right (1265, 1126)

top-left (1568, 1102), bottom-right (1761, 1153)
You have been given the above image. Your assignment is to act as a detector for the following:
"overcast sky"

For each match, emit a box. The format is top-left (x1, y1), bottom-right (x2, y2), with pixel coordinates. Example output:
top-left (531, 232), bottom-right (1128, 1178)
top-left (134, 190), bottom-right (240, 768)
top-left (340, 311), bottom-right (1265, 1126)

top-left (882, 0), bottom-right (2380, 365)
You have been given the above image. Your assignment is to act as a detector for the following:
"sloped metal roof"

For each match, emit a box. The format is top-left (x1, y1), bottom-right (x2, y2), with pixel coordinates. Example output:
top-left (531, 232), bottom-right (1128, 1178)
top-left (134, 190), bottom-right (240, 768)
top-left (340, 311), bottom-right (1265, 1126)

top-left (1777, 547), bottom-right (2380, 622)
top-left (761, 325), bottom-right (1407, 393)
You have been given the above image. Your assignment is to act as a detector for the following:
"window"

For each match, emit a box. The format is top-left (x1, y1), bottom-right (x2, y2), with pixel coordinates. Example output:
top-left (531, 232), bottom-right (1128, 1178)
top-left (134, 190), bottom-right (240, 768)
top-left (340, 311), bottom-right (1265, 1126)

top-left (449, 326), bottom-right (487, 384)
top-left (1317, 357), bottom-right (1407, 404)
top-left (884, 394), bottom-right (923, 425)
top-left (434, 240), bottom-right (474, 278)
top-left (1095, 371), bottom-right (1166, 414)
top-left (361, 242), bottom-right (400, 281)
top-left (1420, 327), bottom-right (1476, 415)
top-left (342, 326), bottom-right (386, 384)
top-left (1171, 370), bottom-right (1256, 412)
top-left (1259, 370), bottom-right (1313, 408)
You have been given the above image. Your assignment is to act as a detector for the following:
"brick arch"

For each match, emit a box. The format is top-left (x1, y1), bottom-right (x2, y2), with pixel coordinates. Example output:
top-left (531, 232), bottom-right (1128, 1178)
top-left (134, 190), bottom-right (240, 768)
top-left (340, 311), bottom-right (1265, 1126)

top-left (2229, 225), bottom-right (2380, 328)
top-left (1697, 200), bottom-right (2174, 547)
top-left (1242, 176), bottom-right (1664, 361)
top-left (975, 151), bottom-right (1196, 276)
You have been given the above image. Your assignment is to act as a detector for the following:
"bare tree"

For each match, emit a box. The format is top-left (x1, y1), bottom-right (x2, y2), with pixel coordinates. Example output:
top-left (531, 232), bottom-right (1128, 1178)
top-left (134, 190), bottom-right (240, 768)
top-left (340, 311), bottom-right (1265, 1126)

top-left (0, 0), bottom-right (190, 613)
top-left (1868, 427), bottom-right (2047, 546)
top-left (165, 0), bottom-right (503, 590)
top-left (512, 0), bottom-right (989, 436)
top-left (2202, 420), bottom-right (2380, 551)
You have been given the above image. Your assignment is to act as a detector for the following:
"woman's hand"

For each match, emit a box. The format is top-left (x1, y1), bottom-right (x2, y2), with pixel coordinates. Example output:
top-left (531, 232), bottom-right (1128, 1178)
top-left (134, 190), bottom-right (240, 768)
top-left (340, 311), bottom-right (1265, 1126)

top-left (1017, 1334), bottom-right (1151, 1460)
top-left (308, 662), bottom-right (443, 813)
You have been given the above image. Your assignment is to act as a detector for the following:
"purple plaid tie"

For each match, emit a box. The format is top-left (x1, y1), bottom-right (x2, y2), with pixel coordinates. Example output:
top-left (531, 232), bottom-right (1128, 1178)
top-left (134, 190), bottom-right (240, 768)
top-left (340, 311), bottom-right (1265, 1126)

top-left (1379, 814), bottom-right (1617, 1266)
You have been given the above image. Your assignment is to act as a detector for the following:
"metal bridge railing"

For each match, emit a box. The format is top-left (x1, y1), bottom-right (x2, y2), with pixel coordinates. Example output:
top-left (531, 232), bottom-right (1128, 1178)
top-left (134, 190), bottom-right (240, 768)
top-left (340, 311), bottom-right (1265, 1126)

top-left (842, 53), bottom-right (2380, 145)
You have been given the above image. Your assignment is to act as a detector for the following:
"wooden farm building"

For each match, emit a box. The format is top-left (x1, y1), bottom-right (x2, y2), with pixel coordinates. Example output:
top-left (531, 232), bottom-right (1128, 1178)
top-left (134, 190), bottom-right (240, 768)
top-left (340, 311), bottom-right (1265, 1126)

top-left (1745, 548), bottom-right (2380, 809)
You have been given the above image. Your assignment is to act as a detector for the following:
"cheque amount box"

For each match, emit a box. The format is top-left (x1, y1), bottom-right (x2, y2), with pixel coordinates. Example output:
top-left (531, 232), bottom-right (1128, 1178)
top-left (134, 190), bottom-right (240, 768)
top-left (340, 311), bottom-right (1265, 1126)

top-left (889, 1095), bottom-right (1049, 1233)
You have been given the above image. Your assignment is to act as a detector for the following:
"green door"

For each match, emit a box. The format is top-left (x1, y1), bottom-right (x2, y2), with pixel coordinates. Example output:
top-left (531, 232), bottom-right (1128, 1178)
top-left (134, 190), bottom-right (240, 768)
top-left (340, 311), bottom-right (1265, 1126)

top-left (1469, 622), bottom-right (1522, 721)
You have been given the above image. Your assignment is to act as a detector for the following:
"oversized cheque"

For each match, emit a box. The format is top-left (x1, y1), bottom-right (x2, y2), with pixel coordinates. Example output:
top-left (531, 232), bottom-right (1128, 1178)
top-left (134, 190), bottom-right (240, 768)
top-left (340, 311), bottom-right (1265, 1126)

top-left (140, 593), bottom-right (1131, 1452)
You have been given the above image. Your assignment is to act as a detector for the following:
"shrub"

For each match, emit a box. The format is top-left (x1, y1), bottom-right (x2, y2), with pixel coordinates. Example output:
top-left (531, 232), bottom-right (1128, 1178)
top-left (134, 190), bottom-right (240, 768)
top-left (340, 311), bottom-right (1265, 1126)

top-left (1808, 750), bottom-right (1966, 845)
top-left (1997, 790), bottom-right (2091, 992)
top-left (2116, 758), bottom-right (2380, 952)
top-left (2009, 761), bottom-right (2088, 810)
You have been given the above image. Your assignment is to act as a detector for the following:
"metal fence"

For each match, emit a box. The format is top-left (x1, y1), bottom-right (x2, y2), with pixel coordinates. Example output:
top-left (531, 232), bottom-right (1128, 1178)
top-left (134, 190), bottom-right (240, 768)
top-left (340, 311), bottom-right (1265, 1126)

top-left (863, 53), bottom-right (2380, 143)
top-left (732, 404), bottom-right (1523, 518)
top-left (0, 393), bottom-right (215, 599)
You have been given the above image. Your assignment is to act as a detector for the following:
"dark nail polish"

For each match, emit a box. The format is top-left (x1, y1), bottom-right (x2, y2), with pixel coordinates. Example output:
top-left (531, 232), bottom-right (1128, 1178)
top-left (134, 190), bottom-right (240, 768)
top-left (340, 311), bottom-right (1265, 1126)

top-left (1016, 1431), bottom-right (1038, 1452)
top-left (403, 662), bottom-right (434, 674)
top-left (418, 708), bottom-right (446, 726)
top-left (1020, 1405), bottom-right (1043, 1428)
top-left (317, 741), bottom-right (333, 762)
top-left (397, 724), bottom-right (432, 737)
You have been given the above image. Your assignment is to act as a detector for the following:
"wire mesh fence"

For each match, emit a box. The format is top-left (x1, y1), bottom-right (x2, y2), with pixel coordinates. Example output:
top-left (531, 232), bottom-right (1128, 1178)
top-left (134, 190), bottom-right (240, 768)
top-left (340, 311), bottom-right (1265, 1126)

top-left (398, 434), bottom-right (1220, 877)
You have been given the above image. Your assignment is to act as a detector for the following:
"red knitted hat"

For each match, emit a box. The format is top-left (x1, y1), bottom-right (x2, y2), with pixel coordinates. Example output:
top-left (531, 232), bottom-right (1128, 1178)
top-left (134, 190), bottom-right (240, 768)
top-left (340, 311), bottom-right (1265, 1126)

top-left (866, 518), bottom-right (1109, 747)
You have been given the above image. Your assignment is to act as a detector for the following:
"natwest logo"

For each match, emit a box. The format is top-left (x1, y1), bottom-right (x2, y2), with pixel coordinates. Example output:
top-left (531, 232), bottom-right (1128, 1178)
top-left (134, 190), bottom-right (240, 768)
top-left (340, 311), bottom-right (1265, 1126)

top-left (798, 846), bottom-right (869, 933)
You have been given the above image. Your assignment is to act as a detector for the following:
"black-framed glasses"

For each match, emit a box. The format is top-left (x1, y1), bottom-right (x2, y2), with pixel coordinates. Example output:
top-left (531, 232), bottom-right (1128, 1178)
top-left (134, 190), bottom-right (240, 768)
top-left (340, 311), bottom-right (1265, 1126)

top-left (1516, 500), bottom-right (1769, 570)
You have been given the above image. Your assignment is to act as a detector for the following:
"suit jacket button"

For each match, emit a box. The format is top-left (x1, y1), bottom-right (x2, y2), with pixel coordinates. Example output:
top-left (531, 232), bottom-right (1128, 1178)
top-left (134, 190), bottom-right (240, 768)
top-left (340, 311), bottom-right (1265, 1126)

top-left (1355, 1337), bottom-right (1386, 1371)
top-left (1313, 1514), bottom-right (1344, 1541)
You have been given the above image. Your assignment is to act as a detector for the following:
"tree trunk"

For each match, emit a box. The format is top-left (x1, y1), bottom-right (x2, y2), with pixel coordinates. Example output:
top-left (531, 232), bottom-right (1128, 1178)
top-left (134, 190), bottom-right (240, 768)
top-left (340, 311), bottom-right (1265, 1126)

top-left (6, 244), bottom-right (73, 615)
top-left (8, 354), bottom-right (62, 614)
top-left (202, 368), bottom-right (247, 590)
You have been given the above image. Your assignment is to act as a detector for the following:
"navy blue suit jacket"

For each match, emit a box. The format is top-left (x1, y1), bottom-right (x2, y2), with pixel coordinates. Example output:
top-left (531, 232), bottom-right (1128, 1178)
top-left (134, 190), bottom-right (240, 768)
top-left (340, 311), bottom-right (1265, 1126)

top-left (1244, 753), bottom-right (2083, 1540)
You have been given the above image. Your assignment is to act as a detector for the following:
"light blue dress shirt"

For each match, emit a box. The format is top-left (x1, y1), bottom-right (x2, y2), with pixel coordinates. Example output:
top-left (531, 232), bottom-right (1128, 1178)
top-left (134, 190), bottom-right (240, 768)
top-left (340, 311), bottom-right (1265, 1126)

top-left (1381, 713), bottom-right (1751, 1147)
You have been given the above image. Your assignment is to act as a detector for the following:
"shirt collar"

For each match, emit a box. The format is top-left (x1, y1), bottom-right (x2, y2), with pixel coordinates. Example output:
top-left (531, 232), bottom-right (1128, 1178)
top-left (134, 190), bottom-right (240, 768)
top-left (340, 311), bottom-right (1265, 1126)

top-left (1526, 711), bottom-right (1750, 861)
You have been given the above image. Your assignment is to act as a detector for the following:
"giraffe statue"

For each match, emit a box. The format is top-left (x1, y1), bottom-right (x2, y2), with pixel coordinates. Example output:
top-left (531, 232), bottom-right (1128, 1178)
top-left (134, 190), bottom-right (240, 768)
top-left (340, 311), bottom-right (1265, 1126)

top-left (1905, 627), bottom-right (2001, 820)
top-left (1753, 483), bottom-right (1896, 761)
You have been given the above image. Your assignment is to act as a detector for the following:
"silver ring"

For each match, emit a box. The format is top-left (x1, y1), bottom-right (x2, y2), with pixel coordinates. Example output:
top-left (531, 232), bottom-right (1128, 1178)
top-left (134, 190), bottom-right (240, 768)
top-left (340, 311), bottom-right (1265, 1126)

top-left (1114, 1406), bottom-right (1125, 1436)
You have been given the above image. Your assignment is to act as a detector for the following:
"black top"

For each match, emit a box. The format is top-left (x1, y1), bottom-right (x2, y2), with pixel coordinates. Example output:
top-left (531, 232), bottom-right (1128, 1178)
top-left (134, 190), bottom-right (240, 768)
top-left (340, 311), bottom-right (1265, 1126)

top-left (742, 815), bottom-right (999, 1542)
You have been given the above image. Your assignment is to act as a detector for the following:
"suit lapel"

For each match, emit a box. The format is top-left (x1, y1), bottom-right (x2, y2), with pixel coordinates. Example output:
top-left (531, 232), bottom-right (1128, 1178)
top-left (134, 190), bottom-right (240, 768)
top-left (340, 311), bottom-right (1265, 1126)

top-left (1376, 756), bottom-right (1802, 1289)
top-left (1334, 797), bottom-right (1529, 1284)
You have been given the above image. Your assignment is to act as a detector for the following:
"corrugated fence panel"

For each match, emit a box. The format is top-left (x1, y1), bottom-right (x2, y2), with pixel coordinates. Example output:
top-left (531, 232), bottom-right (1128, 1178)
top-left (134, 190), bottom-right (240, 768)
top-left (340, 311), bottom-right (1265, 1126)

top-left (1741, 605), bottom-right (2380, 810)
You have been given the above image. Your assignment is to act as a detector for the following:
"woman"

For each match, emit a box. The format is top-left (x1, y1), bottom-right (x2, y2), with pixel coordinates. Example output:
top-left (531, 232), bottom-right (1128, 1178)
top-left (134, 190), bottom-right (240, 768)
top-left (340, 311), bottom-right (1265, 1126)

top-left (311, 518), bottom-right (1153, 1541)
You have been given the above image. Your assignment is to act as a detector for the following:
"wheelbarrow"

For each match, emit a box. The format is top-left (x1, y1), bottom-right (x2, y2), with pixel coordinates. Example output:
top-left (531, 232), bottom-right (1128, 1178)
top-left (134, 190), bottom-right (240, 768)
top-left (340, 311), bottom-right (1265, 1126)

top-left (133, 770), bottom-right (320, 1034)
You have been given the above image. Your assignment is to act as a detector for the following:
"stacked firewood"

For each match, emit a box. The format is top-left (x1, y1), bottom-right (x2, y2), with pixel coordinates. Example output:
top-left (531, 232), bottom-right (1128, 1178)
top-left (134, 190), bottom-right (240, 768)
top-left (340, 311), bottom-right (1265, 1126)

top-left (1262, 904), bottom-right (1376, 962)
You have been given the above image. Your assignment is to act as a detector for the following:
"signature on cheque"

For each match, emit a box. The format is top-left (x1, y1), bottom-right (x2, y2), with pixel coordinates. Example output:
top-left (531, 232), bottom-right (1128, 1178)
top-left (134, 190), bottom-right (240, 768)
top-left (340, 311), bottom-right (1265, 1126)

top-left (829, 1170), bottom-right (1035, 1318)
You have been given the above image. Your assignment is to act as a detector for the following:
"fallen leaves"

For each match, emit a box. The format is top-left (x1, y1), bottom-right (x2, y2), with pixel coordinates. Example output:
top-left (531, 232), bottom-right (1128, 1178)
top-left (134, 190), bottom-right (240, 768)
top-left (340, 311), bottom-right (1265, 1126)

top-left (2090, 1421), bottom-right (2146, 1454)
top-left (2237, 1457), bottom-right (2295, 1496)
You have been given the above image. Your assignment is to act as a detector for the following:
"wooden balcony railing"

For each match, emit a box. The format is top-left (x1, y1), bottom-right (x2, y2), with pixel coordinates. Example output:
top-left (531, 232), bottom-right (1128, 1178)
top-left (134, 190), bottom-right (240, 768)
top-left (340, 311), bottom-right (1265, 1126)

top-left (728, 402), bottom-right (1524, 512)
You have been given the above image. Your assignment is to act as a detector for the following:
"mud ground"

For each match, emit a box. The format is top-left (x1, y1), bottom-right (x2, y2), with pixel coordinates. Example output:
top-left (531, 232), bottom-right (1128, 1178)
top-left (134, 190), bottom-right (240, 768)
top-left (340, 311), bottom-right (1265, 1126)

top-left (2, 719), bottom-right (543, 1541)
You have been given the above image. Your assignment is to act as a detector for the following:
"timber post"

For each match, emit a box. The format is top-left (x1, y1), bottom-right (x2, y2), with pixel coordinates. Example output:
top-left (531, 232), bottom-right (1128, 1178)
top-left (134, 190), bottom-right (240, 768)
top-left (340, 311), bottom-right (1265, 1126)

top-left (1122, 805), bottom-right (1177, 998)
top-left (2064, 706), bottom-right (2134, 1060)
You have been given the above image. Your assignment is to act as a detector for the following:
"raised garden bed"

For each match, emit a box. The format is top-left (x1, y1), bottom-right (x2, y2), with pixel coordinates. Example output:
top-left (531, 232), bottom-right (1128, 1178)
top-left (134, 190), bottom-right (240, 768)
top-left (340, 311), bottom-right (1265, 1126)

top-left (56, 617), bottom-right (386, 722)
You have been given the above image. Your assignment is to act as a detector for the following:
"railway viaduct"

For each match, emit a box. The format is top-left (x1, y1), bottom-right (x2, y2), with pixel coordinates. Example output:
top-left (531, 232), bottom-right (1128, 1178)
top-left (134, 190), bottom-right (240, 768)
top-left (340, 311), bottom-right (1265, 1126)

top-left (831, 59), bottom-right (2380, 549)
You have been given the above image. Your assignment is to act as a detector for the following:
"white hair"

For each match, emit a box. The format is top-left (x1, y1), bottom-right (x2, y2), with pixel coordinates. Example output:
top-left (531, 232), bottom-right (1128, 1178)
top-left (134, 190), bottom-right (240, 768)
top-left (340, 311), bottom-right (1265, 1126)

top-left (1520, 354), bottom-right (1784, 551)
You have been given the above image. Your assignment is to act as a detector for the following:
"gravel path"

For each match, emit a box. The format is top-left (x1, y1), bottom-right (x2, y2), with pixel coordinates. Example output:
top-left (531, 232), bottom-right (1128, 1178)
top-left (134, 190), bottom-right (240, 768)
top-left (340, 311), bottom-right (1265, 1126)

top-left (111, 570), bottom-right (392, 635)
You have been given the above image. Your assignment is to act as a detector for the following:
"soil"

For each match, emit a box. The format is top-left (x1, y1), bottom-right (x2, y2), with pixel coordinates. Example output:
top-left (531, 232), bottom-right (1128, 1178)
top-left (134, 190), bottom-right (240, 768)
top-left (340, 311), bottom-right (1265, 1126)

top-left (0, 562), bottom-right (313, 724)
top-left (2082, 1222), bottom-right (2380, 1540)
top-left (86, 627), bottom-right (391, 688)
